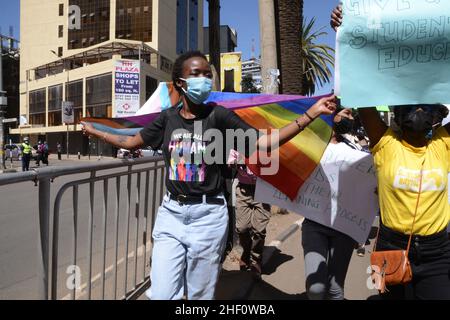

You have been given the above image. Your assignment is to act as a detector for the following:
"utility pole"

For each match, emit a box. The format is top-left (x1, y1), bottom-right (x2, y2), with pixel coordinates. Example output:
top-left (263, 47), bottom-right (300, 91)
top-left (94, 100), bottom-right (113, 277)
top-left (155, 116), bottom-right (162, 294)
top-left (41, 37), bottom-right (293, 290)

top-left (66, 67), bottom-right (70, 159)
top-left (208, 0), bottom-right (221, 90)
top-left (258, 0), bottom-right (279, 94)
top-left (0, 36), bottom-right (8, 170)
top-left (51, 50), bottom-right (71, 158)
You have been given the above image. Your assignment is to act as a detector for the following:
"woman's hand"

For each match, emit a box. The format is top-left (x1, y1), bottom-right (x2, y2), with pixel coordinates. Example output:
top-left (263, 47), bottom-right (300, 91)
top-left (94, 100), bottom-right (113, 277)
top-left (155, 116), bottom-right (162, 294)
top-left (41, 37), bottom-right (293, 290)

top-left (330, 4), bottom-right (343, 31)
top-left (81, 121), bottom-right (97, 137)
top-left (307, 95), bottom-right (338, 119)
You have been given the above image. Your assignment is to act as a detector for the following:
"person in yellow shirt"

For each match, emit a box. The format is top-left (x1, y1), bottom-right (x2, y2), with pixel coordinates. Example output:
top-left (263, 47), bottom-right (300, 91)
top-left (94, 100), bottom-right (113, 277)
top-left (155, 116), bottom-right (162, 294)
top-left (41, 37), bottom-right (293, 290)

top-left (332, 6), bottom-right (450, 300)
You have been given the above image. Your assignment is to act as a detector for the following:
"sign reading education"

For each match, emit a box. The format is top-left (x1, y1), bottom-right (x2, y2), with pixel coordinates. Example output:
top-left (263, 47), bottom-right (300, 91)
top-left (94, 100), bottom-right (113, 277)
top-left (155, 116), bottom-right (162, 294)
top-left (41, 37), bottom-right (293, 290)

top-left (336, 0), bottom-right (450, 108)
top-left (114, 60), bottom-right (141, 118)
top-left (255, 143), bottom-right (379, 243)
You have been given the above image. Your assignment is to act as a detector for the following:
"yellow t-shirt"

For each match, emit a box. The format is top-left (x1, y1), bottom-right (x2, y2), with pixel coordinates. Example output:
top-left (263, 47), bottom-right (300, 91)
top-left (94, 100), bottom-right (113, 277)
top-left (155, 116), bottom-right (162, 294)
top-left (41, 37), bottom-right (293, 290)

top-left (371, 127), bottom-right (450, 236)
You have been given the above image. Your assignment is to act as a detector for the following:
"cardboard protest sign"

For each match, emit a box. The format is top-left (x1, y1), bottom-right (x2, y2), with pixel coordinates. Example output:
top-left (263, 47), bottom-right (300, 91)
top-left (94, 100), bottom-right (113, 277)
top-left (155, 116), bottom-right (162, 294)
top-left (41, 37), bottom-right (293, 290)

top-left (255, 143), bottom-right (379, 243)
top-left (336, 0), bottom-right (450, 108)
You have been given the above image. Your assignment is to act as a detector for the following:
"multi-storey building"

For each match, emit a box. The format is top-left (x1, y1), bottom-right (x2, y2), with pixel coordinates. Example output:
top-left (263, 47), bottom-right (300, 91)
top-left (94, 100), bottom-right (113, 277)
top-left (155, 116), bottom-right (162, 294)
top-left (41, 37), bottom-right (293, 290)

top-left (13, 0), bottom-right (204, 156)
top-left (241, 57), bottom-right (262, 91)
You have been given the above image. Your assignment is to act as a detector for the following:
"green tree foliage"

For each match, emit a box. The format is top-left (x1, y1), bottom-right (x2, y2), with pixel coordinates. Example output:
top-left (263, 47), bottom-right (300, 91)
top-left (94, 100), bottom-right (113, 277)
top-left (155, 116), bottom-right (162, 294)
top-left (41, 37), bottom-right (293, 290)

top-left (301, 17), bottom-right (335, 96)
top-left (241, 74), bottom-right (260, 93)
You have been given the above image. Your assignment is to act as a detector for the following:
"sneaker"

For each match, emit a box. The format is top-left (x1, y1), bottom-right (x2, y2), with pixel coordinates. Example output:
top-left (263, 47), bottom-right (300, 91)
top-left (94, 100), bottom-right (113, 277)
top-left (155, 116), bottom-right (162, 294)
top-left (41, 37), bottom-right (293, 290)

top-left (356, 244), bottom-right (365, 257)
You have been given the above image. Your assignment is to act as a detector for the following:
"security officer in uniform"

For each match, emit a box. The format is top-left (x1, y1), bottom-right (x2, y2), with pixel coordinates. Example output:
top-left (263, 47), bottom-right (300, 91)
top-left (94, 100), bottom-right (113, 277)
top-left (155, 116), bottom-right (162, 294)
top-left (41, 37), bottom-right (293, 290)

top-left (21, 137), bottom-right (32, 171)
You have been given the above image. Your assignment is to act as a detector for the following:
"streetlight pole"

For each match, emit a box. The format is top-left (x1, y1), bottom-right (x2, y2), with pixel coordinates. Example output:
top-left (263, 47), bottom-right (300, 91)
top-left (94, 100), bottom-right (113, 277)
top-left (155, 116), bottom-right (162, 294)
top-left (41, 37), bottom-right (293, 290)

top-left (51, 50), bottom-right (70, 158)
top-left (208, 0), bottom-right (221, 90)
top-left (0, 36), bottom-right (8, 170)
top-left (65, 68), bottom-right (69, 159)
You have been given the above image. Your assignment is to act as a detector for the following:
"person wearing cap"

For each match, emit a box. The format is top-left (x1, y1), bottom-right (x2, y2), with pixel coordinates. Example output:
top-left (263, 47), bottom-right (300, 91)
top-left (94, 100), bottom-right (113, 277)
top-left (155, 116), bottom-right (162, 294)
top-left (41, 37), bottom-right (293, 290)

top-left (21, 137), bottom-right (32, 171)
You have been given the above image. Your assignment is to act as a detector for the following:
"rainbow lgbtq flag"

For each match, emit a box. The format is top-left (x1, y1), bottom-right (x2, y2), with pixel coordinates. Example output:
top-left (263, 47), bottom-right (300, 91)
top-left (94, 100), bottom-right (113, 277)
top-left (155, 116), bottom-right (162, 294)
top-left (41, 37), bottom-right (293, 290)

top-left (82, 83), bottom-right (334, 200)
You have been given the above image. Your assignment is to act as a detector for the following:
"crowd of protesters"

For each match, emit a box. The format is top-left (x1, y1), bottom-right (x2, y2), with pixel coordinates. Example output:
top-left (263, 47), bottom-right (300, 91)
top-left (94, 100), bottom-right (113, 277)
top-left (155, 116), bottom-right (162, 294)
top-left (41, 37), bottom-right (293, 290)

top-left (78, 3), bottom-right (450, 301)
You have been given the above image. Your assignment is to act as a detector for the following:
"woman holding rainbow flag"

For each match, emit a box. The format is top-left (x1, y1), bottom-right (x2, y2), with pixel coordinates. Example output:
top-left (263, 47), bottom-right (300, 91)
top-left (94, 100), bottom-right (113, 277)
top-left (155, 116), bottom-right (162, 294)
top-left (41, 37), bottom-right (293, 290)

top-left (82, 51), bottom-right (337, 300)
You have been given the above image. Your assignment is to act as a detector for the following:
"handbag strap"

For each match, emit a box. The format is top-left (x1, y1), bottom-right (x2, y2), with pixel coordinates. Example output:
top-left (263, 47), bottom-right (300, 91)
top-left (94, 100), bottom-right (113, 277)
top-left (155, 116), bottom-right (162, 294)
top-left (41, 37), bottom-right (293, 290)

top-left (374, 156), bottom-right (426, 253)
top-left (405, 161), bottom-right (425, 253)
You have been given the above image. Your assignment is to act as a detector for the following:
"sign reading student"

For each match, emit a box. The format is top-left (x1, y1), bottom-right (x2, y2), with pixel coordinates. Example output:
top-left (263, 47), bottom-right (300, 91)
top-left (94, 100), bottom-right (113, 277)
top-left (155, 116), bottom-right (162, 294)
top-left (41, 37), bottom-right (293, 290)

top-left (114, 60), bottom-right (141, 118)
top-left (336, 0), bottom-right (450, 108)
top-left (255, 143), bottom-right (379, 243)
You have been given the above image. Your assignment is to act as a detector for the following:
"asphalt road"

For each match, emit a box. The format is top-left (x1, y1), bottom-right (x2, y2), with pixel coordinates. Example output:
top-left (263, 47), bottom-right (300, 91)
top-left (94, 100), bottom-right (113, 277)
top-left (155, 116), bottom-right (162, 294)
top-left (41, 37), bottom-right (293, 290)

top-left (0, 157), bottom-right (164, 299)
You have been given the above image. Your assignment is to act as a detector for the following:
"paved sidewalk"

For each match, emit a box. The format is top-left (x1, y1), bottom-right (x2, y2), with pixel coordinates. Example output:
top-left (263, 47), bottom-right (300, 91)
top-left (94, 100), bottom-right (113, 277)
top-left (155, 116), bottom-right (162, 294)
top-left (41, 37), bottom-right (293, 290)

top-left (216, 212), bottom-right (380, 300)
top-left (139, 210), bottom-right (380, 300)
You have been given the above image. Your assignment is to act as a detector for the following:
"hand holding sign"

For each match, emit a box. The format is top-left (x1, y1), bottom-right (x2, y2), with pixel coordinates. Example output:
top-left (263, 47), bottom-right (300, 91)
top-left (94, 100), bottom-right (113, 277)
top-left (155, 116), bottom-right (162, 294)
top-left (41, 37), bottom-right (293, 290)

top-left (336, 0), bottom-right (450, 107)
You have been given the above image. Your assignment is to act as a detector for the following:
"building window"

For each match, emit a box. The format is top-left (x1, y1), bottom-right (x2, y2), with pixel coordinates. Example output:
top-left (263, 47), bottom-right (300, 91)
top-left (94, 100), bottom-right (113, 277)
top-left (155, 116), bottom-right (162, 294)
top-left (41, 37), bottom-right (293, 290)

top-left (66, 80), bottom-right (83, 123)
top-left (68, 0), bottom-right (110, 49)
top-left (116, 0), bottom-right (152, 42)
top-left (86, 73), bottom-right (112, 118)
top-left (58, 25), bottom-right (64, 38)
top-left (59, 3), bottom-right (64, 16)
top-left (48, 112), bottom-right (62, 127)
top-left (48, 84), bottom-right (63, 127)
top-left (48, 85), bottom-right (63, 111)
top-left (58, 47), bottom-right (63, 57)
top-left (29, 89), bottom-right (46, 126)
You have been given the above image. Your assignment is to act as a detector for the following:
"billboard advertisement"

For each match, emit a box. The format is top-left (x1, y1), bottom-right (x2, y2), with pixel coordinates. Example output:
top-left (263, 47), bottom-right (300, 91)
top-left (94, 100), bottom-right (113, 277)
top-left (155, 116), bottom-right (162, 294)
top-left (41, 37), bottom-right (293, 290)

top-left (114, 60), bottom-right (141, 117)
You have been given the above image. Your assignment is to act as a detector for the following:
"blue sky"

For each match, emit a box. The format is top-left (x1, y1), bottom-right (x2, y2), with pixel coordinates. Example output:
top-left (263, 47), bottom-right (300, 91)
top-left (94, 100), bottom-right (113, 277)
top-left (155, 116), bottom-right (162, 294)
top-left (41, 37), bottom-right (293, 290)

top-left (0, 1), bottom-right (20, 39)
top-left (208, 0), bottom-right (337, 95)
top-left (0, 0), bottom-right (337, 94)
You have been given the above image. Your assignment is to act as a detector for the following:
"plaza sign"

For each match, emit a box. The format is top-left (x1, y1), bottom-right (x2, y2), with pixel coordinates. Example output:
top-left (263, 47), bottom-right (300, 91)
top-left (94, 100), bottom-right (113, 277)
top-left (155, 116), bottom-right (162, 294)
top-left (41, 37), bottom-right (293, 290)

top-left (114, 60), bottom-right (141, 118)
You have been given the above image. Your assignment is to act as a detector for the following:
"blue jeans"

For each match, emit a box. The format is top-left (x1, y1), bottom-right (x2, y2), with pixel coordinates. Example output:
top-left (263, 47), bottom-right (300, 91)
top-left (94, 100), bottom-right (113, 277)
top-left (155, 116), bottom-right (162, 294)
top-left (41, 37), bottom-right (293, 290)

top-left (146, 194), bottom-right (229, 300)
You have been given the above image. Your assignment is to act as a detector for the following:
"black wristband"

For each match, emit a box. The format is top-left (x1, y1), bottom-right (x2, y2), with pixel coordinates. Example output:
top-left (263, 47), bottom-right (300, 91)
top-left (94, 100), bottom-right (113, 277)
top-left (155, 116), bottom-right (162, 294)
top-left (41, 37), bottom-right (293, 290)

top-left (304, 111), bottom-right (315, 121)
top-left (295, 118), bottom-right (304, 131)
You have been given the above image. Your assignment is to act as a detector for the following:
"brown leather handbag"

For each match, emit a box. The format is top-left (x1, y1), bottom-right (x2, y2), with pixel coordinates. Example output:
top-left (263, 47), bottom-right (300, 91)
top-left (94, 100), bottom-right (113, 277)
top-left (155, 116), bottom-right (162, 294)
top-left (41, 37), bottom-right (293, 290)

top-left (370, 166), bottom-right (424, 293)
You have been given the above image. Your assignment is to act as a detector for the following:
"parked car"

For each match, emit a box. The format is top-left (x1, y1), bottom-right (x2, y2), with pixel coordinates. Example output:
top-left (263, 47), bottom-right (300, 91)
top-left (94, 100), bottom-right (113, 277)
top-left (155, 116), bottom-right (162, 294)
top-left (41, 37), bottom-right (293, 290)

top-left (117, 148), bottom-right (141, 159)
top-left (141, 148), bottom-right (162, 157)
top-left (117, 148), bottom-right (162, 159)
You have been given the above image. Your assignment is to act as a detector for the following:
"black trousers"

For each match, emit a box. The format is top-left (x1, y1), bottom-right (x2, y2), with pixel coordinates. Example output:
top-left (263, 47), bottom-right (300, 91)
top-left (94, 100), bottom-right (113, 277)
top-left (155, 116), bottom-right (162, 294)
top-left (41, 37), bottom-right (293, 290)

top-left (375, 224), bottom-right (450, 300)
top-left (22, 154), bottom-right (31, 171)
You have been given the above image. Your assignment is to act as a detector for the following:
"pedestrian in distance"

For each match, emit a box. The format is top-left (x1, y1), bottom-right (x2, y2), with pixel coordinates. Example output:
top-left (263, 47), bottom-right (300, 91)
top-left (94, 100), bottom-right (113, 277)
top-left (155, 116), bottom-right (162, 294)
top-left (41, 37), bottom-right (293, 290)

top-left (35, 141), bottom-right (42, 166)
top-left (20, 137), bottom-right (32, 172)
top-left (42, 141), bottom-right (49, 166)
top-left (82, 50), bottom-right (338, 300)
top-left (57, 142), bottom-right (62, 160)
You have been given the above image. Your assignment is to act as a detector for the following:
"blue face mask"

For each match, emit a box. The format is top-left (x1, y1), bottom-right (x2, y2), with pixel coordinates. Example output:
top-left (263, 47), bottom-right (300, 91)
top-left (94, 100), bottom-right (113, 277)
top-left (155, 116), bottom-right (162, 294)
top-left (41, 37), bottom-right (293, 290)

top-left (179, 77), bottom-right (213, 105)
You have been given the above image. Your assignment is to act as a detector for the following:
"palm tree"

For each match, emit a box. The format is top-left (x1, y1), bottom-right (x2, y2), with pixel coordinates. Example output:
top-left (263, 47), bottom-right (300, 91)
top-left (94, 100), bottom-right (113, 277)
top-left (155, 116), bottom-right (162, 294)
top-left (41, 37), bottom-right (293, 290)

top-left (274, 0), bottom-right (304, 94)
top-left (301, 17), bottom-right (335, 96)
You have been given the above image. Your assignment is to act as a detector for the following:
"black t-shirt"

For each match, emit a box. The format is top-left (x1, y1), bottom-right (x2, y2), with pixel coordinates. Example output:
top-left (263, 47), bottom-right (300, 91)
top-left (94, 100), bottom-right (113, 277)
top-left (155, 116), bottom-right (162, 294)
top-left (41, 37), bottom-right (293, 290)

top-left (139, 104), bottom-right (257, 196)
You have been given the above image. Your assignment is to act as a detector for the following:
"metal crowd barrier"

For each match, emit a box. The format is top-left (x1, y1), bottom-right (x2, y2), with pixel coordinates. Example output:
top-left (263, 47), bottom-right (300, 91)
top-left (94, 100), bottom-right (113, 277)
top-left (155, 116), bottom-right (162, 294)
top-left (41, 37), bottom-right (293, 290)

top-left (0, 156), bottom-right (165, 300)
